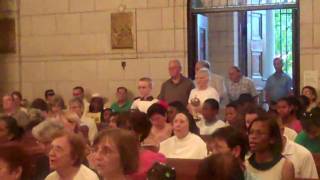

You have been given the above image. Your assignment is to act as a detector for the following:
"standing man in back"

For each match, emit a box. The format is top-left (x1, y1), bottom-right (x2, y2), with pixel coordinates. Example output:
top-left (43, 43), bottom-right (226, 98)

top-left (226, 66), bottom-right (257, 102)
top-left (265, 57), bottom-right (292, 105)
top-left (158, 59), bottom-right (194, 106)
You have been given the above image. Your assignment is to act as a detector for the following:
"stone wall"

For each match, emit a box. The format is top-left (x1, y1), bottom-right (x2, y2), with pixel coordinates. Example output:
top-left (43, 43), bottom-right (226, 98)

top-left (300, 0), bottom-right (320, 90)
top-left (207, 12), bottom-right (237, 78)
top-left (0, 0), bottom-right (319, 103)
top-left (2, 0), bottom-right (188, 103)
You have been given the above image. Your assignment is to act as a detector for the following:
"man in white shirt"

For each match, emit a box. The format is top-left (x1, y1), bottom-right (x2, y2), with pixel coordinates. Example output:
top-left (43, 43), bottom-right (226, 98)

top-left (226, 66), bottom-right (257, 102)
top-left (197, 99), bottom-right (226, 135)
top-left (131, 77), bottom-right (158, 113)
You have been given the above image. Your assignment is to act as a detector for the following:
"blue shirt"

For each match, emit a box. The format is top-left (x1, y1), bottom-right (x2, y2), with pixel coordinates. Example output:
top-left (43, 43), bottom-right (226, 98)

top-left (265, 72), bottom-right (292, 102)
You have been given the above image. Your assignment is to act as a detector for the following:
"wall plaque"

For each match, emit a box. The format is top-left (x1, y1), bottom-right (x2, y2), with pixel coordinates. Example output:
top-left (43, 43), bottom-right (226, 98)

top-left (111, 12), bottom-right (134, 49)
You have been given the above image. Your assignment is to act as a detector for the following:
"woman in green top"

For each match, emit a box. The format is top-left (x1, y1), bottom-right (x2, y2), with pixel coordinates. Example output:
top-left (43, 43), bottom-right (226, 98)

top-left (295, 107), bottom-right (320, 153)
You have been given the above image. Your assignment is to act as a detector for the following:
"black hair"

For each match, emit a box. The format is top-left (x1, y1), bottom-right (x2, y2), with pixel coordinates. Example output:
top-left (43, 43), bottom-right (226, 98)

top-left (203, 99), bottom-right (219, 110)
top-left (297, 95), bottom-right (310, 113)
top-left (248, 113), bottom-right (283, 157)
top-left (211, 126), bottom-right (249, 161)
top-left (226, 102), bottom-right (238, 110)
top-left (197, 153), bottom-right (245, 180)
top-left (128, 111), bottom-right (152, 142)
top-left (238, 93), bottom-right (254, 105)
top-left (278, 96), bottom-right (303, 118)
top-left (44, 89), bottom-right (55, 99)
top-left (117, 86), bottom-right (128, 92)
top-left (302, 85), bottom-right (318, 102)
top-left (73, 86), bottom-right (84, 93)
top-left (301, 107), bottom-right (320, 131)
top-left (100, 108), bottom-right (114, 123)
top-left (0, 145), bottom-right (32, 180)
top-left (89, 97), bottom-right (104, 113)
top-left (0, 116), bottom-right (24, 141)
top-left (11, 91), bottom-right (22, 100)
top-left (115, 112), bottom-right (130, 129)
top-left (147, 103), bottom-right (167, 119)
top-left (31, 98), bottom-right (48, 112)
top-left (168, 101), bottom-right (188, 113)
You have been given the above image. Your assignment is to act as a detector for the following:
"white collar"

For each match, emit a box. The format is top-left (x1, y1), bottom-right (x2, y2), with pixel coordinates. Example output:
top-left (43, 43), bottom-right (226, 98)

top-left (282, 136), bottom-right (295, 156)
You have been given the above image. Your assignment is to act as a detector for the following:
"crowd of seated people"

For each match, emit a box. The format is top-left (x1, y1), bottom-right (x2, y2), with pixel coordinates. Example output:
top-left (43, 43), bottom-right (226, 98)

top-left (0, 59), bottom-right (320, 180)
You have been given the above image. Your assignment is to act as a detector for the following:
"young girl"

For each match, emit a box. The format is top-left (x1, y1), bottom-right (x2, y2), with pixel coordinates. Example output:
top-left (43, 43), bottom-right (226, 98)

top-left (245, 113), bottom-right (294, 180)
top-left (302, 86), bottom-right (318, 112)
top-left (276, 97), bottom-right (302, 133)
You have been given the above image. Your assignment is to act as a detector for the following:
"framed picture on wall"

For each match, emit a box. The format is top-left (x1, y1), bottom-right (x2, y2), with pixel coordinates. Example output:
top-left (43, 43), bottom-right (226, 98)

top-left (111, 12), bottom-right (134, 49)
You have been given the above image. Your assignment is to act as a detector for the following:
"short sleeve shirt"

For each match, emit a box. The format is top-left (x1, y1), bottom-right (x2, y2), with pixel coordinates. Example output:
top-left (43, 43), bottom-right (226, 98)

top-left (265, 72), bottom-right (292, 102)
top-left (226, 76), bottom-right (258, 102)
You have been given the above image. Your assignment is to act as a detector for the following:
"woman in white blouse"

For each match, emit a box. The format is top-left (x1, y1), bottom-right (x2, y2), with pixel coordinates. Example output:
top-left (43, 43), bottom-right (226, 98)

top-left (188, 68), bottom-right (220, 120)
top-left (159, 112), bottom-right (207, 159)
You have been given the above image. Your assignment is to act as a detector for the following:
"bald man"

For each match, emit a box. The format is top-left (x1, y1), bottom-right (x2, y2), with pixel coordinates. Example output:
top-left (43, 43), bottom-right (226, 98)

top-left (158, 59), bottom-right (194, 105)
top-left (226, 66), bottom-right (257, 102)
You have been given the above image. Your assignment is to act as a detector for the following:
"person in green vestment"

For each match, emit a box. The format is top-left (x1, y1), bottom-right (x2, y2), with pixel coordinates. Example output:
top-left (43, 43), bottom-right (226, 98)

top-left (110, 87), bottom-right (132, 113)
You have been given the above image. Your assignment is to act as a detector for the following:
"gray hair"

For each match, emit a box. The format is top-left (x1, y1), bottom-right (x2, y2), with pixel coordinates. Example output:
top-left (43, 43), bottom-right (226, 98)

top-left (197, 60), bottom-right (211, 69)
top-left (28, 108), bottom-right (45, 122)
top-left (32, 120), bottom-right (64, 143)
top-left (196, 68), bottom-right (211, 80)
top-left (169, 59), bottom-right (182, 68)
top-left (273, 57), bottom-right (283, 64)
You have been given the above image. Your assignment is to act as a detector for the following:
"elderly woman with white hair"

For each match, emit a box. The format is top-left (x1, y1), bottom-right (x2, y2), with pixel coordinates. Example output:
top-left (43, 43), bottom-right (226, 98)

top-left (32, 120), bottom-right (65, 179)
top-left (32, 120), bottom-right (65, 152)
top-left (188, 68), bottom-right (220, 120)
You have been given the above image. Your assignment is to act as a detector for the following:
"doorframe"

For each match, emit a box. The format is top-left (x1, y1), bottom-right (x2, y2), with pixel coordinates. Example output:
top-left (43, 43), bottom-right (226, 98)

top-left (187, 0), bottom-right (300, 93)
top-left (187, 0), bottom-right (197, 79)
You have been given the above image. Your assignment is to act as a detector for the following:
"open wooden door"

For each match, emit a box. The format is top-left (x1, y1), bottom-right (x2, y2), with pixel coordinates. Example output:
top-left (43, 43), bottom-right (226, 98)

top-left (247, 10), bottom-right (267, 102)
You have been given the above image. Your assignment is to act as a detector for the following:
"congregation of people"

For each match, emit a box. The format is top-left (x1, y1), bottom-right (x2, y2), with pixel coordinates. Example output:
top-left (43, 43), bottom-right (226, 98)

top-left (1, 58), bottom-right (320, 180)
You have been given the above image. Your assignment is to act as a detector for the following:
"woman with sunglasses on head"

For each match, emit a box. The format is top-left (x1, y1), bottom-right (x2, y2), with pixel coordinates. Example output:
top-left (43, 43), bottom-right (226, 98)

top-left (296, 107), bottom-right (320, 153)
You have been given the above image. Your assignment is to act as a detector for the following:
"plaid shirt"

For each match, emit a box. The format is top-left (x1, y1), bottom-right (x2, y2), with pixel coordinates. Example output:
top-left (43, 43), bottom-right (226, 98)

top-left (226, 76), bottom-right (258, 102)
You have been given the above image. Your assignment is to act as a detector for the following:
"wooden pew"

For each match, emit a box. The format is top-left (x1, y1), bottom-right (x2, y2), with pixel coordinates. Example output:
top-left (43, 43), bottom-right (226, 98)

top-left (312, 153), bottom-right (320, 177)
top-left (166, 158), bottom-right (202, 180)
top-left (167, 156), bottom-right (320, 180)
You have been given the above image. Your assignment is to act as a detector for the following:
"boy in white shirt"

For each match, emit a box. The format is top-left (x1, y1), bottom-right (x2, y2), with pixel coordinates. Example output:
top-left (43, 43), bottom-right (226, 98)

top-left (131, 77), bottom-right (158, 113)
top-left (197, 99), bottom-right (226, 135)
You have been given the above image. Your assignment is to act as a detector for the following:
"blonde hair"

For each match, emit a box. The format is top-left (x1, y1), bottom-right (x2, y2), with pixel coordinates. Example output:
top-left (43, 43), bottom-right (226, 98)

top-left (61, 111), bottom-right (80, 124)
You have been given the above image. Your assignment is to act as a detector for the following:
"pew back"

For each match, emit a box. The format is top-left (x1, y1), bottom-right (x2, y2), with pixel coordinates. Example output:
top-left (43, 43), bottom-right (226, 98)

top-left (312, 153), bottom-right (320, 176)
top-left (166, 158), bottom-right (201, 180)
top-left (167, 154), bottom-right (320, 180)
